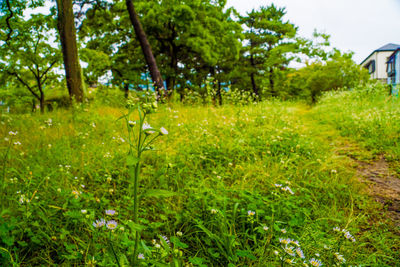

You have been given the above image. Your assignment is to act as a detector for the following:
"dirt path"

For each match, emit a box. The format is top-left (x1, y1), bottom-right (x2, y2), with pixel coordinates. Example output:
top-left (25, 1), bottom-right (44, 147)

top-left (357, 156), bottom-right (400, 224)
top-left (293, 106), bottom-right (400, 226)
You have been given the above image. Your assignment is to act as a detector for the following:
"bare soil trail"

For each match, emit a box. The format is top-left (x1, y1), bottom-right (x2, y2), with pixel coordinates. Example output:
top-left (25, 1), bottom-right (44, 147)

top-left (357, 156), bottom-right (400, 224)
top-left (293, 106), bottom-right (400, 227)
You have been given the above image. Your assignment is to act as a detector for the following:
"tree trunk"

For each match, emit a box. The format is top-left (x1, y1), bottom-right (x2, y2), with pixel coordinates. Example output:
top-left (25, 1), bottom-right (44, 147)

top-left (166, 77), bottom-right (173, 94)
top-left (40, 93), bottom-right (45, 114)
top-left (56, 0), bottom-right (84, 103)
top-left (126, 0), bottom-right (165, 98)
top-left (37, 78), bottom-right (45, 114)
top-left (249, 54), bottom-right (259, 99)
top-left (124, 83), bottom-right (129, 99)
top-left (269, 68), bottom-right (276, 97)
top-left (250, 72), bottom-right (258, 97)
top-left (217, 80), bottom-right (222, 106)
top-left (32, 99), bottom-right (36, 113)
top-left (166, 46), bottom-right (177, 97)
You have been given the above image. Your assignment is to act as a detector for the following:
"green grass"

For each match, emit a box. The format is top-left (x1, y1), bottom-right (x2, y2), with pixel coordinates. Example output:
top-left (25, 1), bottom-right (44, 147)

top-left (311, 86), bottom-right (400, 163)
top-left (0, 91), bottom-right (399, 266)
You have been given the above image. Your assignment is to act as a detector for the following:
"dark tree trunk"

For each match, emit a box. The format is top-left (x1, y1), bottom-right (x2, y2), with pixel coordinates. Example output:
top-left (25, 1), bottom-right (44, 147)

top-left (126, 0), bottom-right (165, 98)
top-left (56, 0), bottom-right (84, 103)
top-left (40, 93), bottom-right (45, 114)
top-left (166, 46), bottom-right (177, 97)
top-left (250, 72), bottom-right (258, 97)
top-left (217, 80), bottom-right (222, 106)
top-left (124, 83), bottom-right (129, 99)
top-left (37, 79), bottom-right (45, 114)
top-left (32, 99), bottom-right (36, 113)
top-left (269, 68), bottom-right (276, 97)
top-left (250, 54), bottom-right (259, 99)
top-left (166, 77), bottom-right (173, 93)
top-left (311, 92), bottom-right (317, 104)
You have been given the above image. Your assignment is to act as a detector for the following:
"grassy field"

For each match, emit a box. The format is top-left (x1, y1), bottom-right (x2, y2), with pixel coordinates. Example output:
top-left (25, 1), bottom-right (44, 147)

top-left (1, 87), bottom-right (399, 266)
top-left (311, 86), bottom-right (400, 171)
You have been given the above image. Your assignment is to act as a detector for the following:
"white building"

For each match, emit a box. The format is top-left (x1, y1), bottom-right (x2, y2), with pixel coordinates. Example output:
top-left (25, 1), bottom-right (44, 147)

top-left (360, 43), bottom-right (400, 83)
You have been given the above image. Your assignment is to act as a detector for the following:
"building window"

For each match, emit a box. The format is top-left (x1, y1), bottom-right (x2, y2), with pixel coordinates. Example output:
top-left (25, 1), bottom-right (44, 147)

top-left (368, 60), bottom-right (375, 74)
top-left (387, 56), bottom-right (395, 81)
top-left (365, 60), bottom-right (375, 74)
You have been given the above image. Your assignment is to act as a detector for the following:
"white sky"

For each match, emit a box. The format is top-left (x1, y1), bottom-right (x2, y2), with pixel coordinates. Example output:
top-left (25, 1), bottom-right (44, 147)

top-left (227, 0), bottom-right (400, 64)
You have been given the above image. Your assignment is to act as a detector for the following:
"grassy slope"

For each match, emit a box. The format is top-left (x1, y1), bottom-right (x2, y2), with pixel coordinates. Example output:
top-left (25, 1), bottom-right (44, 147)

top-left (0, 94), bottom-right (399, 266)
top-left (311, 89), bottom-right (400, 168)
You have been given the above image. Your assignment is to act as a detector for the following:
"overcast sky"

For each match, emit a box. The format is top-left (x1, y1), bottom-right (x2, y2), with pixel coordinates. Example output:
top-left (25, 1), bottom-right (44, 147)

top-left (227, 0), bottom-right (400, 64)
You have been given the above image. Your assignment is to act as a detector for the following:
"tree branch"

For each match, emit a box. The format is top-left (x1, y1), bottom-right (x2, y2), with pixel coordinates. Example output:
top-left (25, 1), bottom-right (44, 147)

top-left (8, 71), bottom-right (41, 100)
top-left (33, 35), bottom-right (41, 59)
top-left (5, 0), bottom-right (14, 44)
top-left (27, 65), bottom-right (39, 79)
top-left (42, 76), bottom-right (49, 85)
top-left (40, 60), bottom-right (57, 80)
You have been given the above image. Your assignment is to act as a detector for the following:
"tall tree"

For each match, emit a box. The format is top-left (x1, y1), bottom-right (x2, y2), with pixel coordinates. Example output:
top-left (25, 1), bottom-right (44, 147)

top-left (239, 5), bottom-right (297, 98)
top-left (138, 0), bottom-right (242, 98)
top-left (56, 0), bottom-right (84, 102)
top-left (126, 0), bottom-right (165, 98)
top-left (0, 14), bottom-right (61, 113)
top-left (79, 0), bottom-right (242, 101)
top-left (77, 1), bottom-right (146, 96)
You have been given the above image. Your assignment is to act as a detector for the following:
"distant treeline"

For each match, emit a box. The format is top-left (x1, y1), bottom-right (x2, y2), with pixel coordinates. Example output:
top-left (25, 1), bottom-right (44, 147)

top-left (0, 0), bottom-right (369, 112)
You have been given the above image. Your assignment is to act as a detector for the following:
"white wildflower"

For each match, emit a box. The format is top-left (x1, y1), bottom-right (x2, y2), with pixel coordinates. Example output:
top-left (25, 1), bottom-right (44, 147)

top-left (142, 122), bottom-right (154, 134)
top-left (160, 127), bottom-right (168, 135)
top-left (247, 210), bottom-right (255, 216)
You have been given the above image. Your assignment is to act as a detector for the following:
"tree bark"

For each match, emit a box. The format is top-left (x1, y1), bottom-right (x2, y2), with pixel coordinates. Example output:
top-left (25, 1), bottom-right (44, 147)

top-left (124, 83), bottom-right (129, 99)
top-left (32, 99), bottom-right (36, 113)
top-left (126, 0), bottom-right (165, 98)
top-left (37, 77), bottom-right (45, 114)
top-left (269, 68), bottom-right (276, 97)
top-left (217, 80), bottom-right (222, 106)
top-left (166, 77), bottom-right (173, 94)
top-left (56, 0), bottom-right (84, 103)
top-left (39, 93), bottom-right (45, 114)
top-left (249, 54), bottom-right (259, 99)
top-left (166, 44), bottom-right (177, 97)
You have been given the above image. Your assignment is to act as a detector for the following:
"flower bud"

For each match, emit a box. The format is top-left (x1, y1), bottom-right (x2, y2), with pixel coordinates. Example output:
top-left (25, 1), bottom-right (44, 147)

top-left (128, 121), bottom-right (136, 128)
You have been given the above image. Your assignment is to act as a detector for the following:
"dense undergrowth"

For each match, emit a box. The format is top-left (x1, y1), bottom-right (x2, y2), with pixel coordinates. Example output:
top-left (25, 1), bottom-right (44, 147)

top-left (1, 87), bottom-right (399, 266)
top-left (311, 83), bottom-right (400, 172)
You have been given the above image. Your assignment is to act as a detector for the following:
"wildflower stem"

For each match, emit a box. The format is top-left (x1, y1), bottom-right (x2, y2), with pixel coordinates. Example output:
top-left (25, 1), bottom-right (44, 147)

top-left (0, 247), bottom-right (14, 265)
top-left (2, 140), bottom-right (12, 194)
top-left (108, 231), bottom-right (121, 267)
top-left (132, 159), bottom-right (141, 264)
top-left (132, 106), bottom-right (145, 265)
top-left (142, 134), bottom-right (160, 151)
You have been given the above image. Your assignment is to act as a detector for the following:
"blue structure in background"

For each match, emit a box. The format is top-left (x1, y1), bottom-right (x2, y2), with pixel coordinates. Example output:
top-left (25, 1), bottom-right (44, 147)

top-left (136, 72), bottom-right (167, 91)
top-left (131, 72), bottom-right (229, 92)
top-left (387, 47), bottom-right (400, 96)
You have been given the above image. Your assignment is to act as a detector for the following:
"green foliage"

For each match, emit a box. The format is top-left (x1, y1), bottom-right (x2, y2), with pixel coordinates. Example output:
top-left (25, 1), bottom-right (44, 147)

top-left (284, 50), bottom-right (370, 103)
top-left (235, 5), bottom-right (298, 98)
top-left (80, 48), bottom-right (111, 86)
top-left (1, 95), bottom-right (399, 265)
top-left (1, 0), bottom-right (364, 106)
top-left (138, 0), bottom-right (242, 91)
top-left (311, 82), bottom-right (400, 161)
top-left (79, 0), bottom-right (242, 96)
top-left (0, 11), bottom-right (61, 112)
